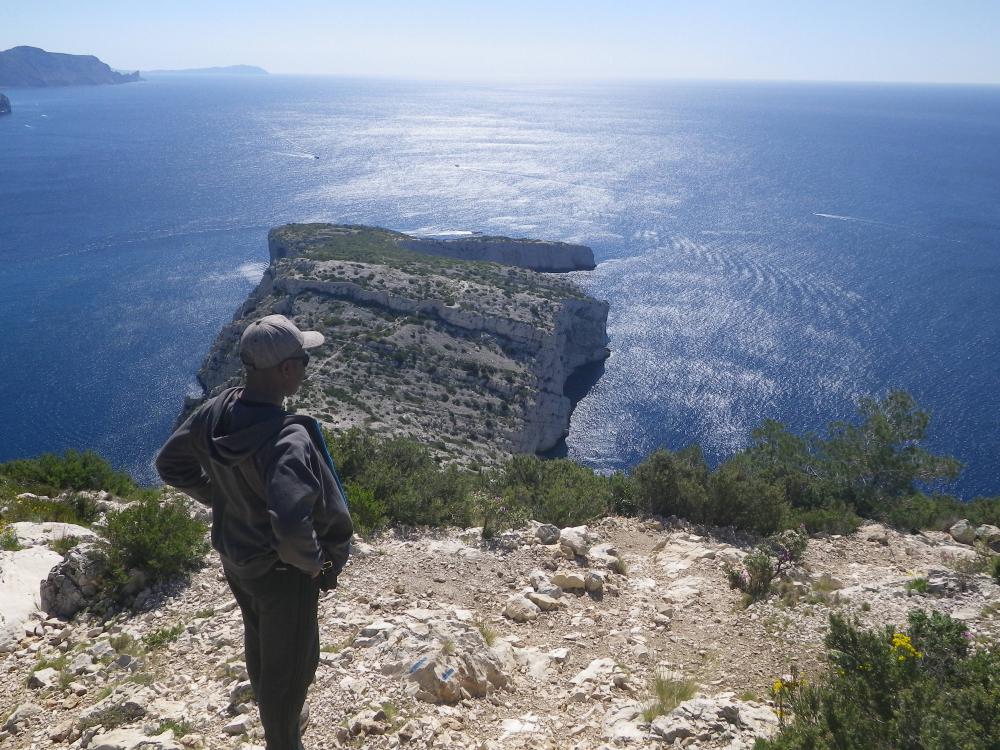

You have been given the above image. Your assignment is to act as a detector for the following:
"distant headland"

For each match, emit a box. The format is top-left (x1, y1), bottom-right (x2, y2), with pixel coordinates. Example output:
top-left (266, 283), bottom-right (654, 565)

top-left (142, 65), bottom-right (269, 76)
top-left (0, 46), bottom-right (140, 87)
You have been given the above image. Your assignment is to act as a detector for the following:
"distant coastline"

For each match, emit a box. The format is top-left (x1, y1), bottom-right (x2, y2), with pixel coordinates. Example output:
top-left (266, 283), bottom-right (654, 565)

top-left (142, 65), bottom-right (268, 76)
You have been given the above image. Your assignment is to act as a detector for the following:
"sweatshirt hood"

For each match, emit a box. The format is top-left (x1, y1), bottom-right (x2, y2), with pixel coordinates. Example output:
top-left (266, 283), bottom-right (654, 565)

top-left (199, 387), bottom-right (288, 467)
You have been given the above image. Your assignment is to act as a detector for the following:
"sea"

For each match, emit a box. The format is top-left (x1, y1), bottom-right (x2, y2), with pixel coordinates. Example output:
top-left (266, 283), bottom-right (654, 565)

top-left (1, 76), bottom-right (998, 496)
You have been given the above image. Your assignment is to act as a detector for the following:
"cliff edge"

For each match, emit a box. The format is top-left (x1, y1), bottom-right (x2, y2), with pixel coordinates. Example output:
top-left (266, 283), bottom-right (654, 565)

top-left (189, 224), bottom-right (609, 465)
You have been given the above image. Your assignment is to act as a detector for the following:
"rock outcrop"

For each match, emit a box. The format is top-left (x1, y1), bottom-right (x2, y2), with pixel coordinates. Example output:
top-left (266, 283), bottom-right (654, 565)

top-left (399, 236), bottom-right (595, 272)
top-left (0, 546), bottom-right (62, 652)
top-left (0, 93), bottom-right (10, 115)
top-left (39, 542), bottom-right (108, 619)
top-left (0, 46), bottom-right (140, 87)
top-left (187, 224), bottom-right (609, 466)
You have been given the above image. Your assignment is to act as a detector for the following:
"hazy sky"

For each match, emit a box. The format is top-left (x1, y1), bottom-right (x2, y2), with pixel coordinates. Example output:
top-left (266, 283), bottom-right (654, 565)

top-left (4, 0), bottom-right (999, 83)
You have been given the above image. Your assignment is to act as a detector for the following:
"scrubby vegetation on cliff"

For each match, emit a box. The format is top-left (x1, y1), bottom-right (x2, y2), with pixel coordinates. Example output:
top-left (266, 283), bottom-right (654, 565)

top-left (324, 390), bottom-right (998, 540)
top-left (755, 611), bottom-right (1000, 750)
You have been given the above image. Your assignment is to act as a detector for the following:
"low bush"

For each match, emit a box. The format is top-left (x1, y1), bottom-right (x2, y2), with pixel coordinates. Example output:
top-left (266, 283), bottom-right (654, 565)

top-left (491, 455), bottom-right (612, 528)
top-left (726, 528), bottom-right (808, 603)
top-left (1, 492), bottom-right (100, 526)
top-left (709, 457), bottom-right (789, 534)
top-left (0, 450), bottom-right (138, 497)
top-left (0, 521), bottom-right (22, 551)
top-left (755, 611), bottom-right (1000, 750)
top-left (991, 556), bottom-right (1000, 585)
top-left (631, 445), bottom-right (711, 522)
top-left (102, 496), bottom-right (208, 585)
top-left (326, 428), bottom-right (476, 529)
top-left (474, 490), bottom-right (530, 540)
top-left (789, 503), bottom-right (862, 535)
top-left (342, 481), bottom-right (388, 537)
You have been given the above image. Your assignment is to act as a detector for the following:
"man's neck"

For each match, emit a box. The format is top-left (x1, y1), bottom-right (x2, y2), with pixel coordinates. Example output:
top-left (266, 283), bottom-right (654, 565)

top-left (239, 385), bottom-right (284, 408)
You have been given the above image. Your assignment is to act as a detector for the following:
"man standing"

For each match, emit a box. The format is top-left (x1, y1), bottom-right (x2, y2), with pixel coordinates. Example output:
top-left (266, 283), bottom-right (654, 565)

top-left (156, 314), bottom-right (353, 750)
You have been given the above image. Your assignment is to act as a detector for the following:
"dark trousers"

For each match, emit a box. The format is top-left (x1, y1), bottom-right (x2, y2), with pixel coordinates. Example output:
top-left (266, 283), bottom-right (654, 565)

top-left (225, 565), bottom-right (320, 750)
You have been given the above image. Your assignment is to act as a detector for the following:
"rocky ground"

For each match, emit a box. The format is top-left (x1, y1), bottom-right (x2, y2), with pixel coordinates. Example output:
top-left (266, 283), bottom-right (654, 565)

top-left (2, 507), bottom-right (999, 750)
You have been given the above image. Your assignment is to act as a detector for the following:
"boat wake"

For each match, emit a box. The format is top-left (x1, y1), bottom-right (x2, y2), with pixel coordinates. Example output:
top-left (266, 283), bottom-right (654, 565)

top-left (813, 213), bottom-right (963, 244)
top-left (271, 150), bottom-right (319, 160)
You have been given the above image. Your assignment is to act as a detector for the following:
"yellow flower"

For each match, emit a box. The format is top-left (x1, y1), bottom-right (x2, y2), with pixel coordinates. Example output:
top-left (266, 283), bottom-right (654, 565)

top-left (890, 632), bottom-right (922, 660)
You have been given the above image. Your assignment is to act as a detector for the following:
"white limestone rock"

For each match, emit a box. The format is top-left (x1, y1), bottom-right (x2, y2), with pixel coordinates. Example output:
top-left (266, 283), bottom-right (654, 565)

top-left (0, 546), bottom-right (63, 652)
top-left (551, 571), bottom-right (586, 591)
top-left (949, 519), bottom-right (976, 546)
top-left (39, 542), bottom-right (108, 619)
top-left (10, 521), bottom-right (98, 548)
top-left (975, 524), bottom-right (1000, 552)
top-left (525, 591), bottom-right (562, 611)
top-left (504, 595), bottom-right (541, 622)
top-left (90, 729), bottom-right (181, 750)
top-left (559, 526), bottom-right (595, 557)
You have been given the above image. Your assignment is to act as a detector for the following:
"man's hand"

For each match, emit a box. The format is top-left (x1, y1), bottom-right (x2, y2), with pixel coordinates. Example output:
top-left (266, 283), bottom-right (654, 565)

top-left (317, 560), bottom-right (338, 591)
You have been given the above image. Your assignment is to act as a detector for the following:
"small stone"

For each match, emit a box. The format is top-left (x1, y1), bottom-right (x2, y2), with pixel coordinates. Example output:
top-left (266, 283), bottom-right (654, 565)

top-left (584, 571), bottom-right (605, 595)
top-left (28, 667), bottom-right (59, 689)
top-left (559, 526), bottom-right (593, 557)
top-left (224, 716), bottom-right (254, 735)
top-left (535, 524), bottom-right (560, 545)
top-left (503, 596), bottom-right (541, 623)
top-left (551, 572), bottom-right (586, 591)
top-left (229, 680), bottom-right (255, 706)
top-left (525, 592), bottom-right (562, 611)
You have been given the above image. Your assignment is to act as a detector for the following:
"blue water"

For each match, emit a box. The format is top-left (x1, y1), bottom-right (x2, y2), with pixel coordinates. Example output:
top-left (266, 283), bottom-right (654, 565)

top-left (2, 77), bottom-right (998, 495)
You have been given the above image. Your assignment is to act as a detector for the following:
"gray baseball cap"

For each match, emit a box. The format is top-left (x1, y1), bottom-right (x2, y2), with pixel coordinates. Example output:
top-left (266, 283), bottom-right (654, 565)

top-left (239, 314), bottom-right (324, 369)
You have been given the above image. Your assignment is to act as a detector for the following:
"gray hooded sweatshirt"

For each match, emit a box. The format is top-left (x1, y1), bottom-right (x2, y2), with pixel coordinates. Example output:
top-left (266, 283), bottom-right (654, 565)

top-left (155, 387), bottom-right (352, 579)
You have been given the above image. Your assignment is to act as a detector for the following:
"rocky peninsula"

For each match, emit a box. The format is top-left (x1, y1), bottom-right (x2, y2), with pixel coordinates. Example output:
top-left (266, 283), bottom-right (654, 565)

top-left (190, 224), bottom-right (609, 465)
top-left (0, 47), bottom-right (140, 87)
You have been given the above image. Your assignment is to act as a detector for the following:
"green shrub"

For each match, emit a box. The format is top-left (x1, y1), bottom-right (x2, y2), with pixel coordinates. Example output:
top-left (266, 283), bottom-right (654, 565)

top-left (0, 450), bottom-right (138, 497)
top-left (789, 503), bottom-right (862, 535)
top-left (991, 556), bottom-right (1000, 584)
top-left (103, 497), bottom-right (208, 585)
top-left (727, 547), bottom-right (775, 602)
top-left (0, 522), bottom-right (21, 551)
top-left (642, 669), bottom-right (697, 721)
top-left (709, 457), bottom-right (789, 534)
top-left (343, 481), bottom-right (388, 537)
top-left (143, 623), bottom-right (185, 650)
top-left (608, 471), bottom-right (639, 516)
top-left (631, 446), bottom-right (711, 521)
top-left (756, 611), bottom-right (1000, 750)
top-left (2, 492), bottom-right (99, 526)
top-left (326, 429), bottom-right (476, 528)
top-left (49, 535), bottom-right (80, 555)
top-left (726, 528), bottom-right (808, 603)
top-left (488, 455), bottom-right (612, 527)
top-left (475, 490), bottom-right (530, 540)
